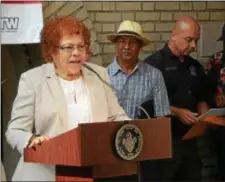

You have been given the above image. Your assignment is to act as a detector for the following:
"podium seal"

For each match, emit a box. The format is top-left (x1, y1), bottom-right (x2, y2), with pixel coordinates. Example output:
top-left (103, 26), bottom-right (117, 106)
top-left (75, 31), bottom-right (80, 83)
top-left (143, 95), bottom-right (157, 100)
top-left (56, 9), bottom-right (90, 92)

top-left (115, 124), bottom-right (143, 160)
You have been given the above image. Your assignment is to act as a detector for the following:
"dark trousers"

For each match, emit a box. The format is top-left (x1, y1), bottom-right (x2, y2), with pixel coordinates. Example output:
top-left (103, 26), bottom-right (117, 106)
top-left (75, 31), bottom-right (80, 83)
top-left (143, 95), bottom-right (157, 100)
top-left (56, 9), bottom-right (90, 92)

top-left (140, 138), bottom-right (202, 181)
top-left (211, 126), bottom-right (225, 181)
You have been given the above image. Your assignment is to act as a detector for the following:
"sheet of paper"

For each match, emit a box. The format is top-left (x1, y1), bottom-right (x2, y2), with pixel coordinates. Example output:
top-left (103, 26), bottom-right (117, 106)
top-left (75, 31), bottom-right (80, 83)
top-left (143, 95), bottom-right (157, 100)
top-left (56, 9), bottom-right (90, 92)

top-left (198, 108), bottom-right (225, 119)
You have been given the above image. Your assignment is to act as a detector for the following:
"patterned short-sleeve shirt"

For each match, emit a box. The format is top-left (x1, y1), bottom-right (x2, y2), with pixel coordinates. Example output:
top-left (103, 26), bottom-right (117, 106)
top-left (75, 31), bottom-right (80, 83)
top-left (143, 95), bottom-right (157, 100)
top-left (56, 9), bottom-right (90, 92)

top-left (207, 51), bottom-right (225, 94)
top-left (106, 58), bottom-right (171, 119)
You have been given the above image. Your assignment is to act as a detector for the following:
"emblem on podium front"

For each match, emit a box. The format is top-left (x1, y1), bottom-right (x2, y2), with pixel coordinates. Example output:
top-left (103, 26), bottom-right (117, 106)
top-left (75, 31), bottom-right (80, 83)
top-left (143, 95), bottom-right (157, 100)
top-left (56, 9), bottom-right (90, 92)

top-left (115, 124), bottom-right (143, 160)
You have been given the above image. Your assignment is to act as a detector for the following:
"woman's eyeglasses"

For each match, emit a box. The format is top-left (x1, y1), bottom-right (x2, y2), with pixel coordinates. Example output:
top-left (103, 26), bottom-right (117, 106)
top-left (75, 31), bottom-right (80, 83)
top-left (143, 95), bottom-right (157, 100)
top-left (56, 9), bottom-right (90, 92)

top-left (57, 44), bottom-right (87, 53)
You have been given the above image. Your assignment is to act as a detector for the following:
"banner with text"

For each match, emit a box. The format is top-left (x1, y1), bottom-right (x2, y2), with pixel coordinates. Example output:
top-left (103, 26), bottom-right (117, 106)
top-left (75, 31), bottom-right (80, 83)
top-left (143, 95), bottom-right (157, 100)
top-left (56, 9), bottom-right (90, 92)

top-left (1, 1), bottom-right (43, 44)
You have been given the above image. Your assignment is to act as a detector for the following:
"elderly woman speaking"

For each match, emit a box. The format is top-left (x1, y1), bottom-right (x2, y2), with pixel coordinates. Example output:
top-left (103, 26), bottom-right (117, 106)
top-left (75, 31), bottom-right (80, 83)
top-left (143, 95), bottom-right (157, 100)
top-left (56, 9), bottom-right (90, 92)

top-left (6, 16), bottom-right (129, 181)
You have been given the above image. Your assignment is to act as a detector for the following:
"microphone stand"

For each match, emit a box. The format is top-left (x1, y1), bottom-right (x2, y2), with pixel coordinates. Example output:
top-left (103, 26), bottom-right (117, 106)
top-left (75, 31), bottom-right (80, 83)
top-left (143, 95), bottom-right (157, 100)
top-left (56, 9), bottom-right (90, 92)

top-left (119, 99), bottom-right (151, 119)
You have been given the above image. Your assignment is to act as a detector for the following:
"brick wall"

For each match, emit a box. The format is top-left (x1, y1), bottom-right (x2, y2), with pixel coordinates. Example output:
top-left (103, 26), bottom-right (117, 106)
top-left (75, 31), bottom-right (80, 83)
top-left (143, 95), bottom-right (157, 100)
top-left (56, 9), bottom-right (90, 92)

top-left (42, 1), bottom-right (225, 181)
top-left (43, 1), bottom-right (225, 67)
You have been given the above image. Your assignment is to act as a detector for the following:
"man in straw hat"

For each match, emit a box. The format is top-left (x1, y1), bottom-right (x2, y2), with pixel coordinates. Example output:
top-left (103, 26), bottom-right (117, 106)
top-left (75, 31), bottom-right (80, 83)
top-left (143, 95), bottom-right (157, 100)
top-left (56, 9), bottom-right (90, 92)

top-left (206, 23), bottom-right (225, 181)
top-left (143, 16), bottom-right (209, 181)
top-left (106, 19), bottom-right (171, 182)
top-left (107, 20), bottom-right (170, 120)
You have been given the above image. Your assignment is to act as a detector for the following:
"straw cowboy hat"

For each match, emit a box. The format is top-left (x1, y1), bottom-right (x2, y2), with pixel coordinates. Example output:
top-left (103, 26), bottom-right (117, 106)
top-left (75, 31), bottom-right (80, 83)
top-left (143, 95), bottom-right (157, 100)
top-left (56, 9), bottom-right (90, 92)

top-left (107, 20), bottom-right (150, 47)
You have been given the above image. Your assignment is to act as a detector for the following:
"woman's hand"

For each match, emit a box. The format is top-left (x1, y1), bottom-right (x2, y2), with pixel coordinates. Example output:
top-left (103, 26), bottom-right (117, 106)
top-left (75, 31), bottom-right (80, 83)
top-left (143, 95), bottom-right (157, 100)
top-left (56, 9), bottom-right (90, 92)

top-left (28, 135), bottom-right (51, 148)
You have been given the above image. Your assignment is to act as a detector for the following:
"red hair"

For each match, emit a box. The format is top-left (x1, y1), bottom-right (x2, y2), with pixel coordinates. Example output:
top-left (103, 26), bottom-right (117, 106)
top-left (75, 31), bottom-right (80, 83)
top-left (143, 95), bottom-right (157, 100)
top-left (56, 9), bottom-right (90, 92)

top-left (40, 16), bottom-right (90, 62)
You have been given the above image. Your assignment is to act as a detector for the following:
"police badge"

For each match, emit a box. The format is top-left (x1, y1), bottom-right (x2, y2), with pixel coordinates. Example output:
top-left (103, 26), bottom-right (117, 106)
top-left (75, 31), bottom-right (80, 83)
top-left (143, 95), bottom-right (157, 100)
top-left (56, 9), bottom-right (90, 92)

top-left (114, 124), bottom-right (143, 160)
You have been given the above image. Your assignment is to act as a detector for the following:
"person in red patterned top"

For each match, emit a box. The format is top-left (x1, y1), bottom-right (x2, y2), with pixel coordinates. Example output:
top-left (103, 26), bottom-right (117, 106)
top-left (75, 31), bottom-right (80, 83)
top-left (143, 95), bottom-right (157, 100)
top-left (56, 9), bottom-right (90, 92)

top-left (206, 23), bottom-right (225, 181)
top-left (206, 49), bottom-right (225, 107)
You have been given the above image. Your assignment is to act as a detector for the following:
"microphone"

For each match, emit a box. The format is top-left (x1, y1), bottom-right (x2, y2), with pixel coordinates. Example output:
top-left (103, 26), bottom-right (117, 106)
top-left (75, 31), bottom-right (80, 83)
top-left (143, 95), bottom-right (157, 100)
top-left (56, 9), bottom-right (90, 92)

top-left (83, 63), bottom-right (115, 93)
top-left (82, 63), bottom-right (151, 119)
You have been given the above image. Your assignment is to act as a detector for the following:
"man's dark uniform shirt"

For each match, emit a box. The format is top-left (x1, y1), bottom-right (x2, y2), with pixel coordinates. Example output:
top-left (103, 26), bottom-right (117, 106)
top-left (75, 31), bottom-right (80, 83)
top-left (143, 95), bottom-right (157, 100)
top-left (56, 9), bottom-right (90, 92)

top-left (144, 44), bottom-right (207, 138)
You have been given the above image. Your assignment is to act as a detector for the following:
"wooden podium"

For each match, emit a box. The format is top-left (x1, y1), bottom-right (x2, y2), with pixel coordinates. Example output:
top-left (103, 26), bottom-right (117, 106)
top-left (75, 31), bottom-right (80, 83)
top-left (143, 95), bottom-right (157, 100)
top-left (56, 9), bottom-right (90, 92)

top-left (24, 118), bottom-right (172, 181)
top-left (183, 115), bottom-right (225, 140)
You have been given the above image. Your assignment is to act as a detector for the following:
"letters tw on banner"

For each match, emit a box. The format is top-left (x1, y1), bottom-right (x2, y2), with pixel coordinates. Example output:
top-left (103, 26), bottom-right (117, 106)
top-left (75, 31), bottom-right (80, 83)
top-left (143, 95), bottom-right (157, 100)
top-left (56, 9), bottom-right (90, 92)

top-left (1, 1), bottom-right (43, 44)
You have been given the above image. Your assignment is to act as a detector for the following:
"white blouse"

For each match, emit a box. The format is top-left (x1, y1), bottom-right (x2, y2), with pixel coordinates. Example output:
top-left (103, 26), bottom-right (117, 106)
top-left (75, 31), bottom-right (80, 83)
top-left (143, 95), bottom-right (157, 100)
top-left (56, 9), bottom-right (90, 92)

top-left (58, 76), bottom-right (91, 130)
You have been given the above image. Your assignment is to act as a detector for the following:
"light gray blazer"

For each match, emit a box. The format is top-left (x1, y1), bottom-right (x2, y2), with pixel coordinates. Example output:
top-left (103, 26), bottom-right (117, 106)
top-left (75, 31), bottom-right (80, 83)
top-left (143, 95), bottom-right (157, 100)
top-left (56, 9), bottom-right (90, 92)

top-left (6, 62), bottom-right (129, 181)
top-left (1, 162), bottom-right (6, 181)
